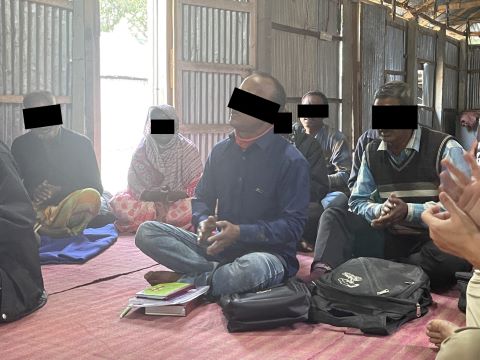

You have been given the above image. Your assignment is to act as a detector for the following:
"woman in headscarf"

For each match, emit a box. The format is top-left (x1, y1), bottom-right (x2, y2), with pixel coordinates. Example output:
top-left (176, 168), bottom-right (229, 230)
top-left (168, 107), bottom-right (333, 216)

top-left (110, 105), bottom-right (203, 233)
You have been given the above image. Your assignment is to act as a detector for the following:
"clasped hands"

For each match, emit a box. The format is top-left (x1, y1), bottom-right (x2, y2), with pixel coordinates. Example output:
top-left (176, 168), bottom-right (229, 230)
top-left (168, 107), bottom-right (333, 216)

top-left (371, 193), bottom-right (408, 229)
top-left (33, 180), bottom-right (61, 205)
top-left (196, 215), bottom-right (240, 256)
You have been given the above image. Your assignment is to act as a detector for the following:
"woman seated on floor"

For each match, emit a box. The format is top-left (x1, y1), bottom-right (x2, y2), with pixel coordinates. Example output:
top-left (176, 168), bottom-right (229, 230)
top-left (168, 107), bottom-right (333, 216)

top-left (110, 105), bottom-right (203, 233)
top-left (0, 140), bottom-right (46, 322)
top-left (11, 91), bottom-right (103, 238)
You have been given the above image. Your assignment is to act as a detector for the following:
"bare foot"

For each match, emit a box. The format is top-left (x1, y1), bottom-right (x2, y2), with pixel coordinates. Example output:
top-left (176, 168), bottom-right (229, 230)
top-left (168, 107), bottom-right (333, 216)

top-left (426, 319), bottom-right (459, 348)
top-left (144, 271), bottom-right (182, 286)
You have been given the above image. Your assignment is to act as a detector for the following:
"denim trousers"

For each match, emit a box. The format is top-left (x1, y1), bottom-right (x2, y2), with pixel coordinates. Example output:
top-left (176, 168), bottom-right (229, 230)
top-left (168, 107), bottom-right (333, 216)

top-left (135, 221), bottom-right (285, 296)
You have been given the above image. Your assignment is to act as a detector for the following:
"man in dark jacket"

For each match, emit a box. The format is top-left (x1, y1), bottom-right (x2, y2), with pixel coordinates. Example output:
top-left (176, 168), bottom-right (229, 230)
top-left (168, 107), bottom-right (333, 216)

top-left (287, 123), bottom-right (329, 251)
top-left (0, 141), bottom-right (46, 322)
top-left (11, 91), bottom-right (104, 237)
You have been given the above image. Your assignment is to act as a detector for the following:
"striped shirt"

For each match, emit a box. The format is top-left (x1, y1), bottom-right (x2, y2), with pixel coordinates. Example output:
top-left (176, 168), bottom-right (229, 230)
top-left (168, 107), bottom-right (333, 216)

top-left (349, 128), bottom-right (470, 224)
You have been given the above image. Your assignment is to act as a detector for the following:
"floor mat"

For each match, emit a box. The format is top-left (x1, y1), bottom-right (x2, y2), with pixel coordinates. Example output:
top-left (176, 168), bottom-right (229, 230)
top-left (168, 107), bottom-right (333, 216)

top-left (0, 267), bottom-right (463, 360)
top-left (41, 234), bottom-right (161, 294)
top-left (3, 238), bottom-right (465, 359)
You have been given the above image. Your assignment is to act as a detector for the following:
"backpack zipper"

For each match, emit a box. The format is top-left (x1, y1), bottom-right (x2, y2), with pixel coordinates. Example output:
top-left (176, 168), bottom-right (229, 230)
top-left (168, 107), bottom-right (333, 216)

top-left (416, 303), bottom-right (421, 317)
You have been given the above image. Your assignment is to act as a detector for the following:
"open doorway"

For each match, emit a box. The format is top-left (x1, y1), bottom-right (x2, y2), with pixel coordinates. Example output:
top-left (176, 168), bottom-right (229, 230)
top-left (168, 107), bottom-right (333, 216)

top-left (99, 0), bottom-right (168, 194)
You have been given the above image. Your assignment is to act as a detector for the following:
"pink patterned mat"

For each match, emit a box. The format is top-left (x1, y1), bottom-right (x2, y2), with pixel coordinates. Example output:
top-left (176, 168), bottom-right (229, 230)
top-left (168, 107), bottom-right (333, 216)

top-left (1, 236), bottom-right (465, 360)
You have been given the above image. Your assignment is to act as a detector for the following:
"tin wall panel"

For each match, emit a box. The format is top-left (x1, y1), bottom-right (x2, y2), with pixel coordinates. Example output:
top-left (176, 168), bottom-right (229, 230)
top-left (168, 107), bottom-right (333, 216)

top-left (467, 46), bottom-right (480, 109)
top-left (419, 107), bottom-right (433, 128)
top-left (182, 4), bottom-right (249, 65)
top-left (0, 0), bottom-right (73, 147)
top-left (443, 67), bottom-right (458, 110)
top-left (271, 30), bottom-right (339, 98)
top-left (445, 41), bottom-right (459, 67)
top-left (185, 132), bottom-right (230, 166)
top-left (361, 3), bottom-right (386, 132)
top-left (417, 31), bottom-right (436, 62)
top-left (181, 71), bottom-right (242, 125)
top-left (385, 25), bottom-right (405, 72)
top-left (271, 0), bottom-right (340, 35)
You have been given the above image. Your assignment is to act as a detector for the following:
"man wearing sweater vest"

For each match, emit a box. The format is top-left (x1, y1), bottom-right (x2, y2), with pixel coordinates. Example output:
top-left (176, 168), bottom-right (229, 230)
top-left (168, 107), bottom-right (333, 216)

top-left (305, 81), bottom-right (471, 290)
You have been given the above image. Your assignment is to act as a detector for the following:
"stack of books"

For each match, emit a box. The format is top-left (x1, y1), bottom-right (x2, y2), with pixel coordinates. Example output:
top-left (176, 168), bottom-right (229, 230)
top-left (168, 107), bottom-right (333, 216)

top-left (120, 282), bottom-right (210, 318)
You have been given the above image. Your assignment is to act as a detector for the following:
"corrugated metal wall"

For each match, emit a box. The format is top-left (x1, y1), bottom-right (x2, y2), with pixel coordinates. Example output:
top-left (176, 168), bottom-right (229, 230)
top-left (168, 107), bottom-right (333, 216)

top-left (176, 1), bottom-right (254, 165)
top-left (445, 41), bottom-right (459, 67)
top-left (360, 3), bottom-right (386, 132)
top-left (0, 0), bottom-right (73, 147)
top-left (467, 46), bottom-right (480, 109)
top-left (385, 24), bottom-right (406, 75)
top-left (417, 30), bottom-right (436, 62)
top-left (443, 40), bottom-right (459, 110)
top-left (182, 71), bottom-right (242, 125)
top-left (271, 0), bottom-right (342, 130)
top-left (182, 5), bottom-right (249, 65)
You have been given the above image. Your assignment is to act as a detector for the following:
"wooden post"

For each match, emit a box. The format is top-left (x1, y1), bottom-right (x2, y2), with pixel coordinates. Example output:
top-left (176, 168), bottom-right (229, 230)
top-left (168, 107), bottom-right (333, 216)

top-left (72, 0), bottom-right (101, 166)
top-left (458, 39), bottom-right (468, 112)
top-left (256, 0), bottom-right (272, 73)
top-left (352, 0), bottom-right (361, 143)
top-left (342, 0), bottom-right (355, 147)
top-left (406, 20), bottom-right (418, 106)
top-left (72, 0), bottom-right (85, 135)
top-left (434, 26), bottom-right (446, 131)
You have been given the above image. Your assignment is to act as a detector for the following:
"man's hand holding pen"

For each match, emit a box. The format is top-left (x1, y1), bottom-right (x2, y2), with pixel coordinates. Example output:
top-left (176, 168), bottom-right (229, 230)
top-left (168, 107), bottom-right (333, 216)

top-left (197, 216), bottom-right (240, 256)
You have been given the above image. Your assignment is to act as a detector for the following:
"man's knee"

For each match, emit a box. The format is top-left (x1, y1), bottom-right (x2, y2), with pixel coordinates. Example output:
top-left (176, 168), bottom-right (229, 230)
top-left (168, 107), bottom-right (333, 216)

top-left (135, 221), bottom-right (167, 251)
top-left (211, 252), bottom-right (284, 295)
top-left (416, 242), bottom-right (471, 288)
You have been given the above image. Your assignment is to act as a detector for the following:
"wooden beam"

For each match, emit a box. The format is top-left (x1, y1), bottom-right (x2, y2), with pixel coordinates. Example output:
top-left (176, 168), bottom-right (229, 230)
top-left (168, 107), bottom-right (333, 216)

top-left (406, 20), bottom-right (418, 106)
top-left (181, 0), bottom-right (255, 13)
top-left (418, 13), bottom-right (466, 36)
top-left (178, 61), bottom-right (253, 75)
top-left (179, 124), bottom-right (232, 134)
top-left (458, 40), bottom-right (468, 112)
top-left (436, 1), bottom-right (480, 12)
top-left (271, 22), bottom-right (343, 42)
top-left (412, 0), bottom-right (436, 15)
top-left (27, 0), bottom-right (73, 10)
top-left (0, 95), bottom-right (72, 104)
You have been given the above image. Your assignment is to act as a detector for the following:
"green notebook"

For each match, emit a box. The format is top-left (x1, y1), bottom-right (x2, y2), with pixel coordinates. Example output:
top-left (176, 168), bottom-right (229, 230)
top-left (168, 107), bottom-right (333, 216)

top-left (136, 282), bottom-right (194, 300)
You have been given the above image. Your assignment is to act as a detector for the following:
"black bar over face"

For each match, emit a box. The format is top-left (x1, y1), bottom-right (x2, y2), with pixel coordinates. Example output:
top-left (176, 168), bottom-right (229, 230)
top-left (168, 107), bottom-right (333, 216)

top-left (150, 119), bottom-right (175, 134)
top-left (297, 104), bottom-right (329, 118)
top-left (22, 104), bottom-right (63, 129)
top-left (371, 105), bottom-right (418, 129)
top-left (273, 112), bottom-right (293, 134)
top-left (227, 87), bottom-right (280, 124)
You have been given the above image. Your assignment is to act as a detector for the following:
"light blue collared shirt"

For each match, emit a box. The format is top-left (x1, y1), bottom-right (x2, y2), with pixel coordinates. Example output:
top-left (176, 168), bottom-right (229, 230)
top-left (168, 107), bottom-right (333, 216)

top-left (349, 128), bottom-right (470, 224)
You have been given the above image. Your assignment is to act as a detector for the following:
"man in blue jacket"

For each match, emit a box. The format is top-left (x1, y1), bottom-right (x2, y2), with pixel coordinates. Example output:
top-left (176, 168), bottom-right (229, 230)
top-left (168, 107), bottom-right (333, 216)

top-left (135, 72), bottom-right (310, 296)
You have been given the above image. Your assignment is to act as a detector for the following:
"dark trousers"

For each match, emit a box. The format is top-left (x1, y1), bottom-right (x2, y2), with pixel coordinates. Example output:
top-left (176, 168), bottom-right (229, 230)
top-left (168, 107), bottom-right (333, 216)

top-left (302, 193), bottom-right (349, 245)
top-left (313, 207), bottom-right (472, 291)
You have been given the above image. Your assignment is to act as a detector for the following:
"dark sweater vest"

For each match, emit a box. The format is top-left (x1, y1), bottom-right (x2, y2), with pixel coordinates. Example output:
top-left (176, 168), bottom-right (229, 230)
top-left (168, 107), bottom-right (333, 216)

top-left (365, 127), bottom-right (452, 205)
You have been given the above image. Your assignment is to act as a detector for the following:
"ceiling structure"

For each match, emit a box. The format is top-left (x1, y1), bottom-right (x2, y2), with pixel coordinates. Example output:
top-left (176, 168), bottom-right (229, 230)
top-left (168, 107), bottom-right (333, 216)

top-left (370, 0), bottom-right (480, 40)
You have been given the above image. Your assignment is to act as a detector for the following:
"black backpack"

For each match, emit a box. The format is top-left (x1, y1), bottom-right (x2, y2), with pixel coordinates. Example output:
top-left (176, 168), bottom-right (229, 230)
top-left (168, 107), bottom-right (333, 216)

top-left (308, 257), bottom-right (432, 335)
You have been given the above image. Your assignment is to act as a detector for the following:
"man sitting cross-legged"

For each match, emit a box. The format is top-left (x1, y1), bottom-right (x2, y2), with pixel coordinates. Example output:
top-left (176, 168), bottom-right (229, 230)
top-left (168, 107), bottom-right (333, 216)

top-left (303, 81), bottom-right (471, 291)
top-left (135, 72), bottom-right (310, 297)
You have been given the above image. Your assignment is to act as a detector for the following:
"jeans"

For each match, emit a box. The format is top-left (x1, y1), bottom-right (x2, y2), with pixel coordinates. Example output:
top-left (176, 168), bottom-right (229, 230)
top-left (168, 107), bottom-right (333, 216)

top-left (321, 191), bottom-right (348, 209)
top-left (135, 221), bottom-right (285, 296)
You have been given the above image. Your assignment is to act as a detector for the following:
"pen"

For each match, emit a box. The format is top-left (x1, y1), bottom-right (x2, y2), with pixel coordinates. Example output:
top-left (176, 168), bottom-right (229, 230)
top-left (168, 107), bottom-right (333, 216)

top-left (119, 305), bottom-right (132, 319)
